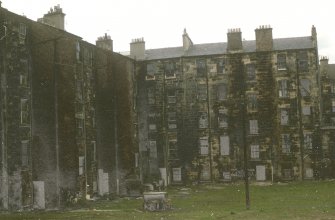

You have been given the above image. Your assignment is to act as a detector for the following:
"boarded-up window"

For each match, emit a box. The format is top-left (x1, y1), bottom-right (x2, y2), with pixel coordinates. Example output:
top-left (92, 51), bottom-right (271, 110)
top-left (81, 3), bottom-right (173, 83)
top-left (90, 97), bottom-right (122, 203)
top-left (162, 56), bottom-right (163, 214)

top-left (199, 137), bottom-right (209, 155)
top-left (218, 108), bottom-right (228, 128)
top-left (220, 135), bottom-right (230, 156)
top-left (149, 140), bottom-right (157, 158)
top-left (277, 54), bottom-right (287, 70)
top-left (304, 132), bottom-right (313, 150)
top-left (278, 79), bottom-right (288, 98)
top-left (250, 144), bottom-right (259, 159)
top-left (280, 109), bottom-right (289, 125)
top-left (282, 134), bottom-right (291, 153)
top-left (217, 83), bottom-right (227, 101)
top-left (196, 59), bottom-right (206, 76)
top-left (246, 64), bottom-right (255, 81)
top-left (302, 106), bottom-right (311, 115)
top-left (300, 79), bottom-right (311, 97)
top-left (249, 120), bottom-right (258, 134)
top-left (172, 168), bottom-right (182, 182)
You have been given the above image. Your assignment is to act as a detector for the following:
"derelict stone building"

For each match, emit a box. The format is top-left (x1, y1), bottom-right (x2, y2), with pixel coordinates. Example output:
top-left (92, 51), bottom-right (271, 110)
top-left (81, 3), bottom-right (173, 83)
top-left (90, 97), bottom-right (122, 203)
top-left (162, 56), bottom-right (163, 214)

top-left (135, 26), bottom-right (321, 184)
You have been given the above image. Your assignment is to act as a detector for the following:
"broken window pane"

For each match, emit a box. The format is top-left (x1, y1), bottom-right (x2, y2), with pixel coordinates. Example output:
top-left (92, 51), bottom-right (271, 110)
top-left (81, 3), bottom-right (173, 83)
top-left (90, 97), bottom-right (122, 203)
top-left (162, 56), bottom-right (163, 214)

top-left (199, 112), bottom-right (208, 129)
top-left (304, 132), bottom-right (312, 150)
top-left (300, 79), bottom-right (310, 97)
top-left (277, 54), bottom-right (287, 70)
top-left (280, 109), bottom-right (289, 125)
top-left (247, 94), bottom-right (257, 111)
top-left (282, 134), bottom-right (291, 153)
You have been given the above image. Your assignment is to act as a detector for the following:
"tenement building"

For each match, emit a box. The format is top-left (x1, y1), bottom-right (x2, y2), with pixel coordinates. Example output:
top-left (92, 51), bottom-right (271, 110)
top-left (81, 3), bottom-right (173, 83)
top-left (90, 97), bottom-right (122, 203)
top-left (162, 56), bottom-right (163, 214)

top-left (134, 26), bottom-right (321, 184)
top-left (0, 5), bottom-right (136, 210)
top-left (0, 2), bottom-right (334, 212)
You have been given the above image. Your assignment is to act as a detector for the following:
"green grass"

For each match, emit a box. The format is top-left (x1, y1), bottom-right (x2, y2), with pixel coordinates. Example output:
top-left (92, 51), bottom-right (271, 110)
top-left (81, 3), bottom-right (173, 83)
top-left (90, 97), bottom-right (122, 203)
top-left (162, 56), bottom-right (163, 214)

top-left (1, 181), bottom-right (335, 220)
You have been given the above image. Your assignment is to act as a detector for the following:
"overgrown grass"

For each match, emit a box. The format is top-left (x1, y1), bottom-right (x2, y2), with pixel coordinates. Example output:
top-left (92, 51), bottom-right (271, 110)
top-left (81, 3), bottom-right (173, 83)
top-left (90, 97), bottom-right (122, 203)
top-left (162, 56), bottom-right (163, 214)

top-left (1, 180), bottom-right (335, 220)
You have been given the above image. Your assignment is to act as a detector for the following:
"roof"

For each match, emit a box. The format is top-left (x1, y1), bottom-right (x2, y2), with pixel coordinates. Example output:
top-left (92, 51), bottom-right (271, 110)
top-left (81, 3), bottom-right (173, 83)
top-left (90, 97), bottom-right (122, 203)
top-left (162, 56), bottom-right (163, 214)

top-left (144, 36), bottom-right (314, 60)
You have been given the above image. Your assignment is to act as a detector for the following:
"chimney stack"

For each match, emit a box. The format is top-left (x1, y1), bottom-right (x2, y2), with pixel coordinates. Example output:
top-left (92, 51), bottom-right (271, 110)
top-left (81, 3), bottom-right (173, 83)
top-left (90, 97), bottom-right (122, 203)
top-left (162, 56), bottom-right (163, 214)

top-left (130, 38), bottom-right (145, 60)
top-left (255, 25), bottom-right (273, 51)
top-left (182, 28), bottom-right (193, 52)
top-left (37, 5), bottom-right (65, 30)
top-left (227, 28), bottom-right (242, 52)
top-left (96, 33), bottom-right (113, 51)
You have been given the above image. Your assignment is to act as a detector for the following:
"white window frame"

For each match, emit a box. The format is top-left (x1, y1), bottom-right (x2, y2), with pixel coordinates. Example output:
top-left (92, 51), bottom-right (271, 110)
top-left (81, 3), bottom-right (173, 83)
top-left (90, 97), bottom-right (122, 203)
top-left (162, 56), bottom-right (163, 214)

top-left (250, 144), bottom-right (260, 159)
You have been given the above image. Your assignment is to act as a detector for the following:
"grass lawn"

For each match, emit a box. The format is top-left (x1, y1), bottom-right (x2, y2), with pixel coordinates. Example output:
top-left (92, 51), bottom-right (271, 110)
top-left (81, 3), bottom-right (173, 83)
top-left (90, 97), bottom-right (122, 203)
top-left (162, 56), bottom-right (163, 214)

top-left (1, 180), bottom-right (335, 220)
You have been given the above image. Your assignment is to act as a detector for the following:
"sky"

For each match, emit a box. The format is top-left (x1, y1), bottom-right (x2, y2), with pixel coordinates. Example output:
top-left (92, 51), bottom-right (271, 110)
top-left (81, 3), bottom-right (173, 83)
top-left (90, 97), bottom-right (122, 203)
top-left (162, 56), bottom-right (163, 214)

top-left (2, 0), bottom-right (335, 62)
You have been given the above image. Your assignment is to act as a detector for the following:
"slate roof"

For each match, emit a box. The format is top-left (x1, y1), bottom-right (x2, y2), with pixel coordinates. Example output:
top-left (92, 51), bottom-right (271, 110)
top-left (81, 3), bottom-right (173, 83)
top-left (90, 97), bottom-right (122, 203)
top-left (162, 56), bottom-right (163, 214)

top-left (144, 36), bottom-right (314, 60)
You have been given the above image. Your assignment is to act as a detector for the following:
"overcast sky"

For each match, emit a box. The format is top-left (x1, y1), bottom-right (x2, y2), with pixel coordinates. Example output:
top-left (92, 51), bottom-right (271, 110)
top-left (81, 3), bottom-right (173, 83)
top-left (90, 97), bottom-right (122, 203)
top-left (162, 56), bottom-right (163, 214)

top-left (2, 0), bottom-right (334, 62)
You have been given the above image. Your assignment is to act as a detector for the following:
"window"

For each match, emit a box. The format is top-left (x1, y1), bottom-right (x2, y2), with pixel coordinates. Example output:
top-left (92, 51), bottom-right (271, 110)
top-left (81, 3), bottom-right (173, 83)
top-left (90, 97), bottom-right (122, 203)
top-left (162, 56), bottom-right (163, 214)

top-left (282, 134), bottom-right (291, 154)
top-left (302, 106), bottom-right (311, 115)
top-left (76, 81), bottom-right (83, 101)
top-left (91, 141), bottom-right (97, 161)
top-left (199, 137), bottom-right (209, 155)
top-left (168, 112), bottom-right (177, 129)
top-left (220, 135), bottom-right (230, 156)
top-left (250, 144), bottom-right (260, 159)
top-left (247, 94), bottom-right (257, 111)
top-left (304, 132), bottom-right (312, 150)
top-left (217, 84), bottom-right (227, 101)
top-left (148, 113), bottom-right (157, 132)
top-left (332, 100), bottom-right (335, 112)
top-left (18, 23), bottom-right (26, 44)
top-left (20, 99), bottom-right (29, 125)
top-left (76, 118), bottom-right (84, 137)
top-left (79, 156), bottom-right (84, 175)
top-left (169, 139), bottom-right (178, 159)
top-left (249, 120), bottom-right (258, 134)
top-left (21, 140), bottom-right (29, 167)
top-left (278, 79), bottom-right (288, 98)
top-left (76, 41), bottom-right (81, 61)
top-left (165, 62), bottom-right (176, 78)
top-left (196, 59), bottom-right (206, 76)
top-left (217, 59), bottom-right (225, 74)
top-left (280, 109), bottom-right (289, 125)
top-left (331, 82), bottom-right (335, 94)
top-left (199, 112), bottom-right (208, 129)
top-left (20, 59), bottom-right (28, 86)
top-left (283, 169), bottom-right (292, 179)
top-left (246, 64), bottom-right (255, 81)
top-left (167, 89), bottom-right (176, 104)
top-left (172, 168), bottom-right (182, 182)
top-left (300, 79), bottom-right (311, 97)
top-left (149, 140), bottom-right (157, 158)
top-left (277, 54), bottom-right (287, 70)
top-left (146, 63), bottom-right (156, 79)
top-left (298, 51), bottom-right (308, 72)
top-left (218, 108), bottom-right (228, 128)
top-left (147, 88), bottom-right (155, 105)
top-left (197, 84), bottom-right (207, 100)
